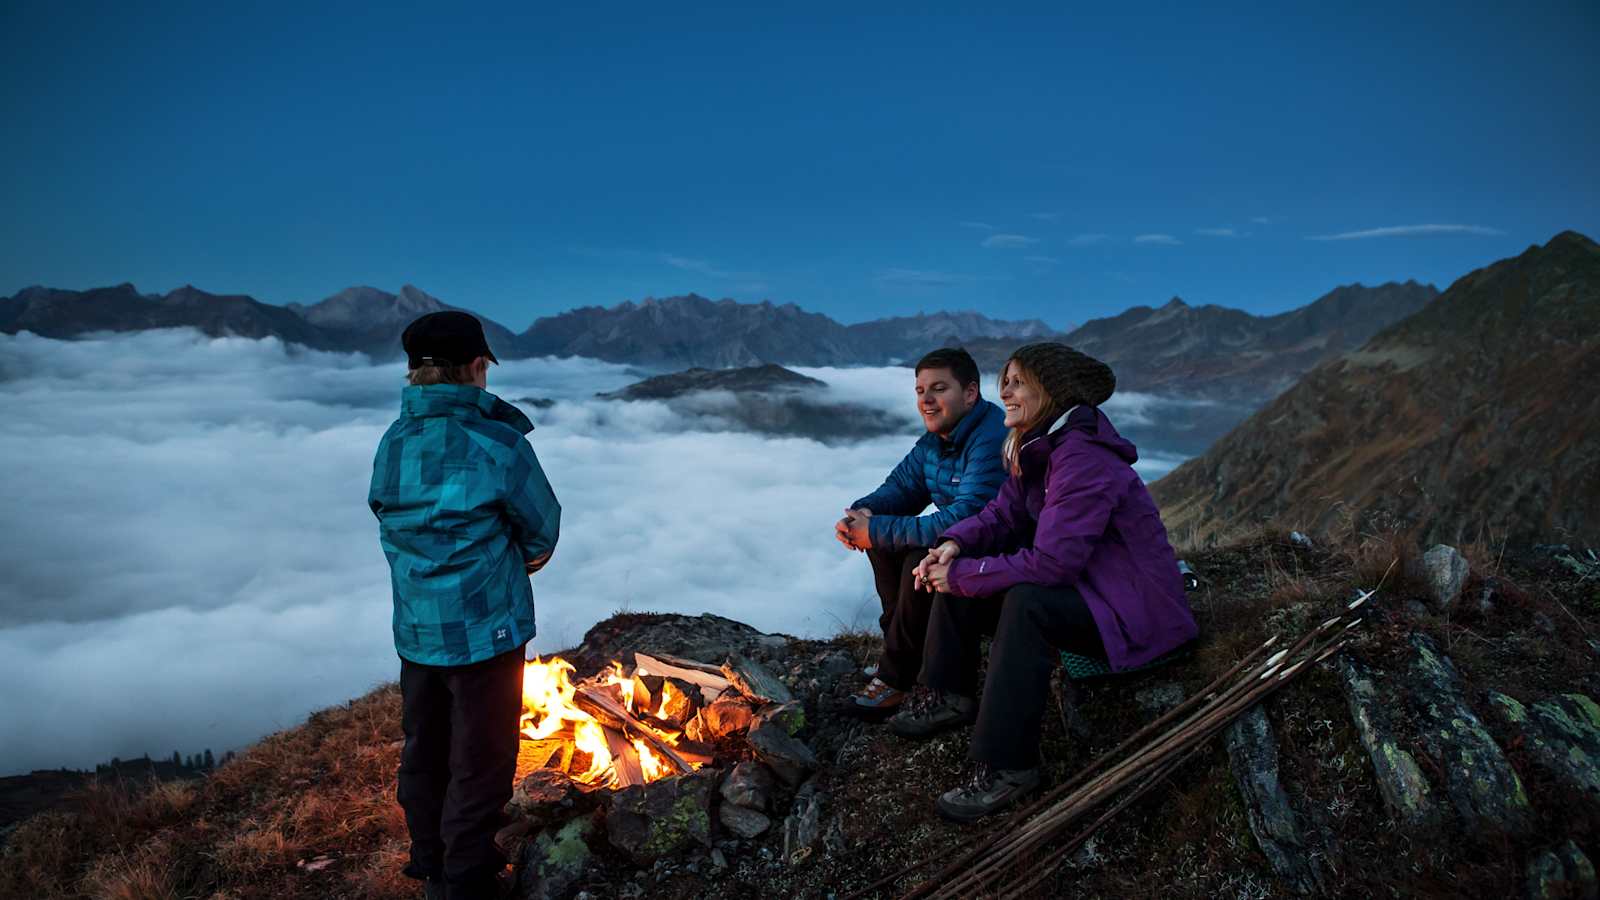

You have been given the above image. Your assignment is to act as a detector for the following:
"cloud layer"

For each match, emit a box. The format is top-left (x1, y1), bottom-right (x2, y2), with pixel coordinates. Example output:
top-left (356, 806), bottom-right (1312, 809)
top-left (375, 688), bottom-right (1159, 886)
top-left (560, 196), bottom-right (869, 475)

top-left (1306, 224), bottom-right (1503, 241)
top-left (0, 331), bottom-right (1189, 772)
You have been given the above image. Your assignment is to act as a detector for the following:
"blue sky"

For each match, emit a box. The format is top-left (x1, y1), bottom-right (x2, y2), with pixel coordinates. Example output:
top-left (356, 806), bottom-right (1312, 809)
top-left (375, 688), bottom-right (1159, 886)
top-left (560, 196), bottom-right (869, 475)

top-left (2, 2), bottom-right (1596, 330)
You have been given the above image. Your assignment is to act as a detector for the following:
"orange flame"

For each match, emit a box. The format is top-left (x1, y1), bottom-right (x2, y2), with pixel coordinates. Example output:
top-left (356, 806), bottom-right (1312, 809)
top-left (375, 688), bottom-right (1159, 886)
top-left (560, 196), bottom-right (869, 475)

top-left (520, 656), bottom-right (699, 787)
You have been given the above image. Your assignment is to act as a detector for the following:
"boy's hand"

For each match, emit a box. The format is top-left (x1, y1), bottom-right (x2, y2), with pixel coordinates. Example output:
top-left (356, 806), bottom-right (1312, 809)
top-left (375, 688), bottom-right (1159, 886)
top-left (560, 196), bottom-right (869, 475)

top-left (525, 551), bottom-right (553, 574)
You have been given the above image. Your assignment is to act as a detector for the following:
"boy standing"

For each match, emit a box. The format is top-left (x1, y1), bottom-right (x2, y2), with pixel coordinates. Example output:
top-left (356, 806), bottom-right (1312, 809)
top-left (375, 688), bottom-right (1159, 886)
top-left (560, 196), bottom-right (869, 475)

top-left (369, 311), bottom-right (561, 900)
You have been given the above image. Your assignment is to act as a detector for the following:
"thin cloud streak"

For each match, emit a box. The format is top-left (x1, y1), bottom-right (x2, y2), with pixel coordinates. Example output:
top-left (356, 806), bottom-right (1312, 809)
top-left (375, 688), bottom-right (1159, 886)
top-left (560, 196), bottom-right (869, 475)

top-left (1066, 233), bottom-right (1109, 246)
top-left (959, 221), bottom-right (996, 231)
top-left (1024, 255), bottom-right (1061, 264)
top-left (981, 234), bottom-right (1040, 249)
top-left (1305, 224), bottom-right (1505, 241)
top-left (1195, 227), bottom-right (1239, 237)
top-left (874, 268), bottom-right (968, 287)
top-left (1134, 234), bottom-right (1182, 245)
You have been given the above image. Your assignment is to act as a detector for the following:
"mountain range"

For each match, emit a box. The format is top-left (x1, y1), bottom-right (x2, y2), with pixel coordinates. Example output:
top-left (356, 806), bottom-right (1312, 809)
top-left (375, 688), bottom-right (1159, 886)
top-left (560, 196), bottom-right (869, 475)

top-left (1151, 230), bottom-right (1600, 546)
top-left (1, 278), bottom-right (1435, 406)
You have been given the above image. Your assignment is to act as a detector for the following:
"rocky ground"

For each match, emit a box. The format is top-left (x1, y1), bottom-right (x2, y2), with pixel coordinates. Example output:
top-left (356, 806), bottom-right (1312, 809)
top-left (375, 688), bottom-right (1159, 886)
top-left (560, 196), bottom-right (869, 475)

top-left (1, 532), bottom-right (1596, 899)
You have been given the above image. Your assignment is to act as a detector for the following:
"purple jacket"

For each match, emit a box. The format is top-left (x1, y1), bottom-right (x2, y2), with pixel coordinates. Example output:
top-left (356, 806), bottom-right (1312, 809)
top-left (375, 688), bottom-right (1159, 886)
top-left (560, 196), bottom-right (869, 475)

top-left (941, 406), bottom-right (1198, 671)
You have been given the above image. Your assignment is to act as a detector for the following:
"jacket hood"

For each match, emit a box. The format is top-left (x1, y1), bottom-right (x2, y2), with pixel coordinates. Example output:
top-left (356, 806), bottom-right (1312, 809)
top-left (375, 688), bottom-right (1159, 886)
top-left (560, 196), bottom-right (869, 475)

top-left (1021, 405), bottom-right (1138, 471)
top-left (400, 384), bottom-right (534, 435)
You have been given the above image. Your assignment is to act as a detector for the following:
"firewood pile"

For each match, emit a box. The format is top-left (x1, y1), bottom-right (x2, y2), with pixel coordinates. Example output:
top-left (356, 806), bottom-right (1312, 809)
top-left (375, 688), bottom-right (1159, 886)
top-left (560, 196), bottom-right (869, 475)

top-left (518, 650), bottom-right (807, 791)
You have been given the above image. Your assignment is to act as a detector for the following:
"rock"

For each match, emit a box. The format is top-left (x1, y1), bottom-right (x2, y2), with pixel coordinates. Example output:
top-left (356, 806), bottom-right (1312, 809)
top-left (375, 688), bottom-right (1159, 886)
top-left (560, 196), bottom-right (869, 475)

top-left (1422, 544), bottom-right (1470, 609)
top-left (509, 769), bottom-right (593, 822)
top-left (723, 654), bottom-right (797, 705)
top-left (818, 651), bottom-right (856, 676)
top-left (1402, 599), bottom-right (1429, 620)
top-left (1223, 704), bottom-right (1327, 894)
top-left (573, 613), bottom-right (794, 677)
top-left (1405, 635), bottom-right (1533, 834)
top-left (1525, 840), bottom-right (1598, 900)
top-left (719, 803), bottom-right (773, 838)
top-left (1290, 531), bottom-right (1313, 548)
top-left (1531, 611), bottom-right (1557, 637)
top-left (1337, 654), bottom-right (1440, 829)
top-left (516, 815), bottom-right (596, 900)
top-left (1486, 691), bottom-right (1600, 801)
top-left (1473, 578), bottom-right (1499, 617)
top-left (702, 695), bottom-right (756, 737)
top-left (719, 761), bottom-right (776, 812)
top-left (753, 701), bottom-right (807, 736)
top-left (782, 779), bottom-right (826, 865)
top-left (603, 769), bottom-right (720, 864)
top-left (748, 720), bottom-right (821, 786)
top-left (710, 847), bottom-right (728, 869)
top-left (1135, 682), bottom-right (1186, 715)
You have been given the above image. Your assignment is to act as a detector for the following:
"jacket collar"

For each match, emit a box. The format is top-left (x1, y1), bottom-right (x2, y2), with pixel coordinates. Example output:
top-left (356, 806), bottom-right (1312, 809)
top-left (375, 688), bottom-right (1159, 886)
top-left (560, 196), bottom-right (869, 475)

top-left (400, 384), bottom-right (534, 435)
top-left (1018, 404), bottom-right (1096, 472)
top-left (925, 399), bottom-right (1000, 452)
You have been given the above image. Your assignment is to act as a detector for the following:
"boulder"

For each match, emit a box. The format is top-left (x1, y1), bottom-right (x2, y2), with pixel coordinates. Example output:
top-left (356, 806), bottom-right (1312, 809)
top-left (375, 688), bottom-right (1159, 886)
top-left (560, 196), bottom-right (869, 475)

top-left (1421, 544), bottom-right (1470, 609)
top-left (516, 815), bottom-right (596, 900)
top-left (1223, 704), bottom-right (1327, 894)
top-left (719, 760), bottom-right (776, 812)
top-left (723, 654), bottom-right (796, 705)
top-left (1486, 691), bottom-right (1600, 801)
top-left (1337, 650), bottom-right (1440, 826)
top-left (1525, 840), bottom-right (1598, 900)
top-left (748, 720), bottom-right (820, 786)
top-left (603, 769), bottom-right (720, 864)
top-left (719, 803), bottom-right (772, 838)
top-left (1337, 655), bottom-right (1440, 830)
top-left (1405, 635), bottom-right (1533, 834)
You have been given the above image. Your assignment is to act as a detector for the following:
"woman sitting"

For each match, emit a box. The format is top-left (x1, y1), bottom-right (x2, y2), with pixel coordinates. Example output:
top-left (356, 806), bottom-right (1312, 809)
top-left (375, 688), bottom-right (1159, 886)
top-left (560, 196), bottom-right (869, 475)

top-left (891, 341), bottom-right (1198, 822)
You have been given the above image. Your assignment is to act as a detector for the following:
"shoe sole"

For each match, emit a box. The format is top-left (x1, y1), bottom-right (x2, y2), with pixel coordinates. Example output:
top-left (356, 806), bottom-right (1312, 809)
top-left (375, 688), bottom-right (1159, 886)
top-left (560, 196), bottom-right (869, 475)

top-left (934, 782), bottom-right (1040, 823)
top-left (841, 701), bottom-right (903, 722)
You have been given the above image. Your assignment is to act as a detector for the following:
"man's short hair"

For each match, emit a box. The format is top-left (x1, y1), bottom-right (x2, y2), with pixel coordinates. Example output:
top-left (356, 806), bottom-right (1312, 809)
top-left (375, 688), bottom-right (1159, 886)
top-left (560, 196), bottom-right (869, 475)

top-left (407, 362), bottom-right (478, 386)
top-left (914, 347), bottom-right (981, 390)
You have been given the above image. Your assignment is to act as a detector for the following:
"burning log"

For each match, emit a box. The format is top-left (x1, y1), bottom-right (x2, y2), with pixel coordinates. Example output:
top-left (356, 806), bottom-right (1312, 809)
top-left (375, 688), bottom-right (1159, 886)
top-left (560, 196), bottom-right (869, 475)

top-left (635, 652), bottom-right (731, 703)
top-left (653, 678), bottom-right (699, 727)
top-left (722, 654), bottom-right (795, 705)
top-left (575, 685), bottom-right (697, 776)
top-left (630, 673), bottom-right (663, 716)
top-left (604, 727), bottom-right (647, 789)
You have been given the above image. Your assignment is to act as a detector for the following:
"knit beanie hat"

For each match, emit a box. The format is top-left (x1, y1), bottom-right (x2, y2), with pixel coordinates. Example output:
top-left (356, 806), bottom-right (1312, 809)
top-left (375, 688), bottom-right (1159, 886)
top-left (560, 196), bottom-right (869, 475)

top-left (1008, 342), bottom-right (1116, 407)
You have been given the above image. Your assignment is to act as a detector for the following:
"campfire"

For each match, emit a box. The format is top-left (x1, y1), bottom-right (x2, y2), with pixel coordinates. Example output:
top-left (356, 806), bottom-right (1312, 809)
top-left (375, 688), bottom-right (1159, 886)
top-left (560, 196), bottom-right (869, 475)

top-left (517, 650), bottom-right (791, 790)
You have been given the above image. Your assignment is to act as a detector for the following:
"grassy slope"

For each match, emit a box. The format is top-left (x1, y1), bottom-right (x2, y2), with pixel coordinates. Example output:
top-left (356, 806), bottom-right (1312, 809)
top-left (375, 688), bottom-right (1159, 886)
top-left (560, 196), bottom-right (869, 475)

top-left (2, 529), bottom-right (1596, 899)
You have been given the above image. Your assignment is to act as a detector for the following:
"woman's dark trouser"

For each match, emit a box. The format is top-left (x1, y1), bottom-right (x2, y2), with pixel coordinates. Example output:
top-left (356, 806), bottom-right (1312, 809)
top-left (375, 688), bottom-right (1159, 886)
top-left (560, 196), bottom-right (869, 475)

top-left (920, 583), bottom-right (1106, 770)
top-left (398, 645), bottom-right (525, 892)
top-left (867, 546), bottom-right (932, 691)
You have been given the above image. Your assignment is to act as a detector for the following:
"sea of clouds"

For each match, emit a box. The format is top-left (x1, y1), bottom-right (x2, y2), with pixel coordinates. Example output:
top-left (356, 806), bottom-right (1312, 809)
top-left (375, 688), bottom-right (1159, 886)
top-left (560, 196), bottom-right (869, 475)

top-left (0, 330), bottom-right (1192, 773)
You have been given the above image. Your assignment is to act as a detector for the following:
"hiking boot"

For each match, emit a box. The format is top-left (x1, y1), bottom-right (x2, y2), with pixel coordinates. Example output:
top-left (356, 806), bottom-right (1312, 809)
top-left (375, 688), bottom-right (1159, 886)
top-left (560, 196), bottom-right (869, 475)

top-left (935, 764), bottom-right (1041, 822)
top-left (846, 677), bottom-right (906, 718)
top-left (888, 690), bottom-right (976, 738)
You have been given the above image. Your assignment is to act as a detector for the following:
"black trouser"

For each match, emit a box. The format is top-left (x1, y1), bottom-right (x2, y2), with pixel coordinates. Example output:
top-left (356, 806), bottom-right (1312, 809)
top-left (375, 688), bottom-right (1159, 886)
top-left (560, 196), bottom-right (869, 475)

top-left (398, 646), bottom-right (525, 897)
top-left (921, 583), bottom-right (1107, 770)
top-left (867, 546), bottom-right (933, 691)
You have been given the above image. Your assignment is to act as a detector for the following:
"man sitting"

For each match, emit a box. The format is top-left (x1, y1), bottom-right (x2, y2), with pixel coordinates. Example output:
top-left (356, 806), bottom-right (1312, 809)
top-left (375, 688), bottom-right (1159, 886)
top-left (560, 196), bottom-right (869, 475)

top-left (836, 347), bottom-right (1007, 716)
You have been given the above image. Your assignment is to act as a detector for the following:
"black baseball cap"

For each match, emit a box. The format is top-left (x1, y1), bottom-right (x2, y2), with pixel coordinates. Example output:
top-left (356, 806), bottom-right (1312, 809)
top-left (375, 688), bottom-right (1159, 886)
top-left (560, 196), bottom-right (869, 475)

top-left (401, 311), bottom-right (499, 368)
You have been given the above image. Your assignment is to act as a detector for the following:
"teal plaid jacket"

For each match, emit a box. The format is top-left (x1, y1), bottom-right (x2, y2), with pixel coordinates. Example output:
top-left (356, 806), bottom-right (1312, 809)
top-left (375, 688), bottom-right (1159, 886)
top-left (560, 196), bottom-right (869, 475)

top-left (369, 384), bottom-right (561, 666)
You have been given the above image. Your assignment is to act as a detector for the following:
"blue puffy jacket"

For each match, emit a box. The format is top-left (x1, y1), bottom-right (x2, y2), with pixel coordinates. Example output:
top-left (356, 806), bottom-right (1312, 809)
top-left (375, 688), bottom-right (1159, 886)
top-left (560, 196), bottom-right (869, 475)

top-left (852, 400), bottom-right (1008, 550)
top-left (369, 384), bottom-right (561, 666)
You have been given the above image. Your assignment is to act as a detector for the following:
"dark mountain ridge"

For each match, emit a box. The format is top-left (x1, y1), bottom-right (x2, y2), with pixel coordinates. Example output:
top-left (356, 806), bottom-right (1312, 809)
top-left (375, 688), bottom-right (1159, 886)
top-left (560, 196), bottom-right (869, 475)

top-left (1151, 230), bottom-right (1600, 546)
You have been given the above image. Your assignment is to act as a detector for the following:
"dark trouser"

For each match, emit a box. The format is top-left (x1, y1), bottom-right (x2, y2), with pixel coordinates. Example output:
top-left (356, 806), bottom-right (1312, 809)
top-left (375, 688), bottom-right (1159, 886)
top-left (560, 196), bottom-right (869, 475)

top-left (921, 584), bottom-right (1107, 770)
top-left (867, 546), bottom-right (933, 690)
top-left (398, 646), bottom-right (526, 897)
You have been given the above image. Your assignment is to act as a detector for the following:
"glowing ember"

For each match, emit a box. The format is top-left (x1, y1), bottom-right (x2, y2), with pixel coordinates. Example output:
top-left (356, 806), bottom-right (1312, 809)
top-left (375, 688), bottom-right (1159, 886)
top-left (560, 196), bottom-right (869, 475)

top-left (520, 656), bottom-right (703, 788)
